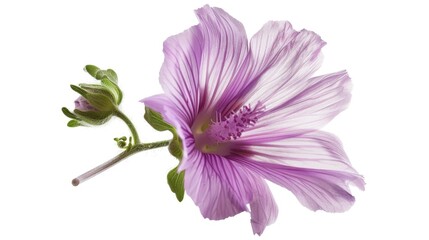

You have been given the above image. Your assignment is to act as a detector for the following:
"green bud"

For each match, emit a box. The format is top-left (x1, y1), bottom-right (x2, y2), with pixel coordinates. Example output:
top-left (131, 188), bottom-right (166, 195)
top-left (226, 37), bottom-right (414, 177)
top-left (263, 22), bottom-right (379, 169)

top-left (117, 141), bottom-right (127, 148)
top-left (63, 65), bottom-right (124, 128)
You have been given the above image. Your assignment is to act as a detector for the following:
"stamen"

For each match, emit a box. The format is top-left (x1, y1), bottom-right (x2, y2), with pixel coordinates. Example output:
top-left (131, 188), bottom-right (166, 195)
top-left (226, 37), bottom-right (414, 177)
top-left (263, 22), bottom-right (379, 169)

top-left (209, 103), bottom-right (264, 142)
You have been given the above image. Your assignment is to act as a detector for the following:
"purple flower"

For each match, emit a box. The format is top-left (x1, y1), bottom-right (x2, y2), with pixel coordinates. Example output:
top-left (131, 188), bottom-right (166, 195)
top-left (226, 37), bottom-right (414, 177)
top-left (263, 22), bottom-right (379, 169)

top-left (142, 5), bottom-right (364, 235)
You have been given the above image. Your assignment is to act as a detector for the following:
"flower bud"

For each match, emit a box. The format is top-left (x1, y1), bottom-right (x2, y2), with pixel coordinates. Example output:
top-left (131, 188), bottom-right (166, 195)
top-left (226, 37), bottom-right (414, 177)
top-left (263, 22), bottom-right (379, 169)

top-left (74, 96), bottom-right (96, 112)
top-left (62, 65), bottom-right (124, 127)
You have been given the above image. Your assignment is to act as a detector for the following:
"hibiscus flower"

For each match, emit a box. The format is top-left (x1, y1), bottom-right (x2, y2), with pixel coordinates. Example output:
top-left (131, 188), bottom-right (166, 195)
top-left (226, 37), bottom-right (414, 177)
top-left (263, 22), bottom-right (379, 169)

top-left (142, 5), bottom-right (364, 235)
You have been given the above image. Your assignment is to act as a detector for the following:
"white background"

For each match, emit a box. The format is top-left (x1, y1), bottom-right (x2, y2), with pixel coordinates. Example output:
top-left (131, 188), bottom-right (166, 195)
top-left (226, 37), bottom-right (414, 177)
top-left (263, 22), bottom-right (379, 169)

top-left (1, 0), bottom-right (428, 239)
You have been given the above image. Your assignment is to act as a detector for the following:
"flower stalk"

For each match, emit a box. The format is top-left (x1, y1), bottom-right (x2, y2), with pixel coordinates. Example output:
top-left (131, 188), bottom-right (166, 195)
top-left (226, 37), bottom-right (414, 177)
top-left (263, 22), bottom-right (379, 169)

top-left (114, 109), bottom-right (141, 145)
top-left (72, 140), bottom-right (170, 186)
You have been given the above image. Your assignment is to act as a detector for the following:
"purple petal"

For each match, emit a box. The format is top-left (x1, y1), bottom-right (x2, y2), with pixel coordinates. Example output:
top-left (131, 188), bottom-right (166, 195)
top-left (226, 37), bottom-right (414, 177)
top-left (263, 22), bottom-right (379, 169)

top-left (183, 151), bottom-right (251, 220)
top-left (194, 6), bottom-right (248, 110)
top-left (241, 71), bottom-right (351, 140)
top-left (159, 5), bottom-right (249, 122)
top-left (240, 159), bottom-right (363, 212)
top-left (183, 147), bottom-right (278, 234)
top-left (225, 22), bottom-right (325, 112)
top-left (159, 25), bottom-right (203, 125)
top-left (141, 94), bottom-right (184, 127)
top-left (249, 178), bottom-right (278, 235)
top-left (232, 131), bottom-right (364, 212)
top-left (238, 131), bottom-right (359, 174)
top-left (74, 96), bottom-right (96, 111)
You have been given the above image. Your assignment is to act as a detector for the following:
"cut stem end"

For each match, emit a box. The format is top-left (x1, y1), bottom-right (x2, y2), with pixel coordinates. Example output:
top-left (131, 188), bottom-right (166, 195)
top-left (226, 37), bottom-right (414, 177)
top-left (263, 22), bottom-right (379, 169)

top-left (72, 178), bottom-right (80, 186)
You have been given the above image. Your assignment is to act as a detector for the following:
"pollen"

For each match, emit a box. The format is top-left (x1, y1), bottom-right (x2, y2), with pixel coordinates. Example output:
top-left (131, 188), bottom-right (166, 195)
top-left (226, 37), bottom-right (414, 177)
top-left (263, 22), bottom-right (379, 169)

top-left (209, 103), bottom-right (264, 142)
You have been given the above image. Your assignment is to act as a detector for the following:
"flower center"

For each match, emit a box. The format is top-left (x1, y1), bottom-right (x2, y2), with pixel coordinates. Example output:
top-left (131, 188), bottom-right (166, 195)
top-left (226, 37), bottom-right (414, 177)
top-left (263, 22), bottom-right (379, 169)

top-left (209, 103), bottom-right (263, 142)
top-left (193, 103), bottom-right (264, 155)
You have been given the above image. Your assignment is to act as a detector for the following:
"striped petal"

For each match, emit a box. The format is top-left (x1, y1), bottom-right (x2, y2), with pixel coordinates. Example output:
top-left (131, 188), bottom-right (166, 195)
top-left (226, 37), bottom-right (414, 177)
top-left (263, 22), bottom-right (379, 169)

top-left (195, 6), bottom-right (248, 111)
top-left (219, 21), bottom-right (324, 114)
top-left (183, 148), bottom-right (278, 234)
top-left (232, 131), bottom-right (364, 212)
top-left (242, 71), bottom-right (352, 140)
top-left (159, 25), bottom-right (203, 125)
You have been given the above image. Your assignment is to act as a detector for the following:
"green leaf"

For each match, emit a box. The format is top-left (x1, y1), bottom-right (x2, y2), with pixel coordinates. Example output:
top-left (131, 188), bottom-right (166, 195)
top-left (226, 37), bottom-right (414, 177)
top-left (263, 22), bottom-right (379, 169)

top-left (167, 166), bottom-right (185, 202)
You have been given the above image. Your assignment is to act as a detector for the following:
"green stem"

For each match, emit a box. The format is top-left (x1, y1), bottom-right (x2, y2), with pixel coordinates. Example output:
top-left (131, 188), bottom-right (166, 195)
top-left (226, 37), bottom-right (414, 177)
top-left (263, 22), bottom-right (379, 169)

top-left (72, 140), bottom-right (170, 186)
top-left (114, 109), bottom-right (141, 145)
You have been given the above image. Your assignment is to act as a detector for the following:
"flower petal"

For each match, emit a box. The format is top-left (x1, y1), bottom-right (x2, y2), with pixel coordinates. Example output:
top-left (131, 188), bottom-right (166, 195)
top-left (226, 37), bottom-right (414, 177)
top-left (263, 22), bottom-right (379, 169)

top-left (232, 131), bottom-right (364, 212)
top-left (159, 25), bottom-right (203, 125)
top-left (239, 159), bottom-right (362, 212)
top-left (249, 177), bottom-right (278, 235)
top-left (183, 151), bottom-right (251, 220)
top-left (238, 131), bottom-right (360, 173)
top-left (159, 5), bottom-right (249, 123)
top-left (195, 6), bottom-right (248, 110)
top-left (242, 70), bottom-right (351, 140)
top-left (227, 22), bottom-right (325, 112)
top-left (183, 148), bottom-right (278, 234)
top-left (141, 94), bottom-right (184, 127)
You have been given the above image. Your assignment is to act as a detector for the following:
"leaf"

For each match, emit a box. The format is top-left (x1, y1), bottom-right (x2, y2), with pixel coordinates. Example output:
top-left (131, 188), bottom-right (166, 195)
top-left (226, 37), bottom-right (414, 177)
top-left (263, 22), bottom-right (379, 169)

top-left (167, 166), bottom-right (185, 202)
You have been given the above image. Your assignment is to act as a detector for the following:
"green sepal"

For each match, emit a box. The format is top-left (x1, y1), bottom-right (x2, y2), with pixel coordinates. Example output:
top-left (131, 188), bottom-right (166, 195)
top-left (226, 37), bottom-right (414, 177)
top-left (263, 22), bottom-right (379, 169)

top-left (79, 83), bottom-right (116, 104)
top-left (167, 166), bottom-right (185, 202)
top-left (144, 107), bottom-right (183, 160)
top-left (84, 92), bottom-right (116, 112)
top-left (62, 107), bottom-right (79, 120)
top-left (85, 65), bottom-right (118, 84)
top-left (144, 107), bottom-right (185, 202)
top-left (95, 69), bottom-right (118, 83)
top-left (144, 107), bottom-right (174, 132)
top-left (74, 109), bottom-right (113, 125)
top-left (100, 77), bottom-right (122, 104)
top-left (169, 136), bottom-right (183, 160)
top-left (106, 69), bottom-right (118, 83)
top-left (70, 84), bottom-right (88, 97)
top-left (67, 119), bottom-right (82, 127)
top-left (84, 65), bottom-right (100, 78)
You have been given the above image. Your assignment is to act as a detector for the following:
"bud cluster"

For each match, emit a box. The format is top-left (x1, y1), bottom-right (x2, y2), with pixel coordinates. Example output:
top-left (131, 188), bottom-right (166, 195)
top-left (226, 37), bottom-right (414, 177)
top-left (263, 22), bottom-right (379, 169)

top-left (62, 65), bottom-right (123, 127)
